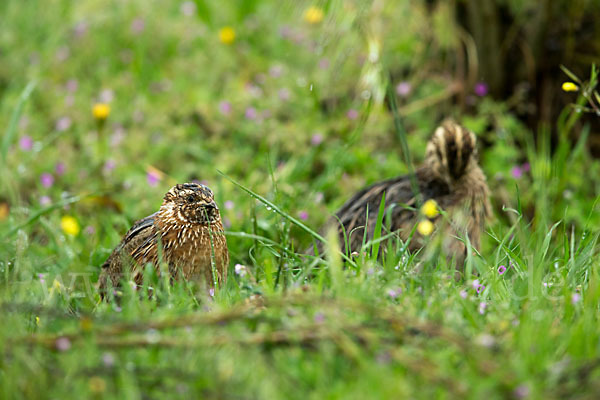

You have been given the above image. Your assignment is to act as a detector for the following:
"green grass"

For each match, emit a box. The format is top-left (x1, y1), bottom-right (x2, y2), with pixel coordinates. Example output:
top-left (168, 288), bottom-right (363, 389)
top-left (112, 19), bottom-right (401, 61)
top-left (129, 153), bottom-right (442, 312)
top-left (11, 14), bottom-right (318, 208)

top-left (1, 1), bottom-right (600, 398)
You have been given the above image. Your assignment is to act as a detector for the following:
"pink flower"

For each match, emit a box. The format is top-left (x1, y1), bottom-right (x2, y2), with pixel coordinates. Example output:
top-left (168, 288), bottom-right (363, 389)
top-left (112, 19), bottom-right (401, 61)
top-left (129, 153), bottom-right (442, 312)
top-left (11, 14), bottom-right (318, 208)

top-left (478, 301), bottom-right (487, 314)
top-left (298, 210), bottom-right (309, 221)
top-left (102, 352), bottom-right (115, 367)
top-left (55, 116), bottom-right (72, 132)
top-left (278, 88), bottom-right (290, 101)
top-left (474, 82), bottom-right (488, 97)
top-left (459, 290), bottom-right (468, 299)
top-left (224, 200), bottom-right (234, 210)
top-left (387, 288), bottom-right (402, 299)
top-left (571, 293), bottom-right (581, 304)
top-left (130, 18), bottom-right (145, 34)
top-left (39, 196), bottom-right (51, 206)
top-left (65, 79), bottom-right (78, 92)
top-left (314, 312), bottom-right (325, 323)
top-left (99, 89), bottom-right (114, 103)
top-left (180, 1), bottom-right (197, 16)
top-left (396, 82), bottom-right (412, 97)
top-left (40, 173), bottom-right (54, 188)
top-left (311, 133), bottom-right (323, 146)
top-left (269, 65), bottom-right (283, 78)
top-left (244, 107), bottom-right (257, 120)
top-left (218, 101), bottom-right (232, 116)
top-left (511, 166), bottom-right (523, 179)
top-left (55, 162), bottom-right (66, 176)
top-left (55, 337), bottom-right (71, 351)
top-left (103, 159), bottom-right (116, 174)
top-left (84, 225), bottom-right (96, 235)
top-left (498, 265), bottom-right (507, 275)
top-left (19, 135), bottom-right (33, 151)
top-left (346, 109), bottom-right (359, 120)
top-left (147, 171), bottom-right (161, 187)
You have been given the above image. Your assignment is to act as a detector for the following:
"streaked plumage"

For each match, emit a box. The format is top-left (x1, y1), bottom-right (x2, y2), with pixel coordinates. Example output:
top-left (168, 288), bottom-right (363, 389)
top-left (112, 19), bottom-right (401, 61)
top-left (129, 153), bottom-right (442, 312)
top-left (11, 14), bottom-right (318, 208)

top-left (99, 183), bottom-right (229, 299)
top-left (318, 120), bottom-right (491, 264)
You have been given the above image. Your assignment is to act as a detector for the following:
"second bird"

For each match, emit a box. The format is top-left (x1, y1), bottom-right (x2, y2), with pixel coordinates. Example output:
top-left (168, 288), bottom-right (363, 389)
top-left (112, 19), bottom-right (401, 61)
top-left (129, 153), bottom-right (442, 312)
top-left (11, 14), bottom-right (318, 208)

top-left (318, 120), bottom-right (491, 266)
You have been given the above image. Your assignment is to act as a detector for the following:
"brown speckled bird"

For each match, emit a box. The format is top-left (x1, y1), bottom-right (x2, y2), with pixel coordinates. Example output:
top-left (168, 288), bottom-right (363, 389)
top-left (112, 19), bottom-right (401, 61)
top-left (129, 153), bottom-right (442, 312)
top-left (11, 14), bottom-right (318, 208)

top-left (318, 120), bottom-right (491, 264)
top-left (99, 183), bottom-right (229, 298)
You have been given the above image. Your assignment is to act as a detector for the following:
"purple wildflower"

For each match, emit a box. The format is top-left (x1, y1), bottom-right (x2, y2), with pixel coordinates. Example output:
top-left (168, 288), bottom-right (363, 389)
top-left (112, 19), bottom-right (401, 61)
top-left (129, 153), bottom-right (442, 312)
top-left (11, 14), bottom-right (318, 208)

top-left (396, 82), bottom-right (412, 97)
top-left (298, 210), bottom-right (309, 221)
top-left (234, 264), bottom-right (247, 277)
top-left (180, 1), bottom-right (197, 16)
top-left (244, 107), bottom-right (257, 120)
top-left (39, 196), bottom-right (51, 206)
top-left (498, 265), bottom-right (507, 275)
top-left (55, 47), bottom-right (70, 62)
top-left (38, 273), bottom-right (46, 284)
top-left (278, 88), bottom-right (290, 101)
top-left (571, 293), bottom-right (581, 304)
top-left (478, 301), bottom-right (487, 314)
top-left (314, 192), bottom-right (324, 203)
top-left (99, 89), bottom-right (114, 103)
top-left (55, 162), bottom-right (66, 176)
top-left (66, 79), bottom-right (78, 92)
top-left (476, 284), bottom-right (486, 294)
top-left (218, 101), bottom-right (232, 116)
top-left (511, 166), bottom-right (523, 179)
top-left (223, 200), bottom-right (234, 210)
top-left (130, 18), bottom-right (145, 34)
top-left (147, 171), bottom-right (161, 187)
top-left (40, 173), bottom-right (54, 188)
top-left (55, 337), bottom-right (71, 351)
top-left (459, 290), bottom-right (468, 299)
top-left (84, 225), bottom-right (96, 235)
top-left (269, 65), bottom-right (283, 78)
top-left (387, 288), bottom-right (402, 299)
top-left (55, 116), bottom-right (72, 132)
top-left (346, 109), bottom-right (359, 120)
top-left (474, 82), bottom-right (488, 97)
top-left (73, 21), bottom-right (88, 38)
top-left (19, 135), bottom-right (33, 151)
top-left (208, 288), bottom-right (215, 297)
top-left (314, 312), bottom-right (325, 323)
top-left (311, 133), bottom-right (323, 146)
top-left (513, 384), bottom-right (530, 399)
top-left (103, 159), bottom-right (116, 174)
top-left (102, 352), bottom-right (115, 367)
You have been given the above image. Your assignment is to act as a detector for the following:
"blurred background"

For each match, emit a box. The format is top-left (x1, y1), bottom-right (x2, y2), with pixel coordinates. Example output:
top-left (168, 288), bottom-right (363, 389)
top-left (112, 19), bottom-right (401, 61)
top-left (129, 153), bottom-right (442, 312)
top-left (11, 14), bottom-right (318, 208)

top-left (1, 0), bottom-right (599, 270)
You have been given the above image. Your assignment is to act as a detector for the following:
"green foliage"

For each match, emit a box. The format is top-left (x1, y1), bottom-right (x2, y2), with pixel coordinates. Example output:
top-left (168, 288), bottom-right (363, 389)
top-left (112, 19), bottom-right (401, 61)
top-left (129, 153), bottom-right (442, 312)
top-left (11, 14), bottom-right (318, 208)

top-left (0, 1), bottom-right (599, 399)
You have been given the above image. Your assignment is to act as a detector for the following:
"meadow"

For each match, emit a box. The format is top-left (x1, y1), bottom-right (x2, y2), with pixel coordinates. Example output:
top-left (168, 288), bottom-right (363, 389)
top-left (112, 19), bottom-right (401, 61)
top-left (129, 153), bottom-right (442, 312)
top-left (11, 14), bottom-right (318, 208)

top-left (1, 1), bottom-right (600, 399)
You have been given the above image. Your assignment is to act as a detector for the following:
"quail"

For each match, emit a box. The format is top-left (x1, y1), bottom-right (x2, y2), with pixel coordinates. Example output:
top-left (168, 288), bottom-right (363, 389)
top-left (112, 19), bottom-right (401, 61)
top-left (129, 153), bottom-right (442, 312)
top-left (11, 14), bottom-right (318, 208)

top-left (99, 183), bottom-right (229, 298)
top-left (318, 120), bottom-right (491, 265)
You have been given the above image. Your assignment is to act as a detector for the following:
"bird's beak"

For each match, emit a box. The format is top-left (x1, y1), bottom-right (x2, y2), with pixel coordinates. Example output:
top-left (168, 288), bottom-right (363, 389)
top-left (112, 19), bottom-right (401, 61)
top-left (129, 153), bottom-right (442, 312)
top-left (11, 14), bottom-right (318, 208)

top-left (205, 201), bottom-right (218, 211)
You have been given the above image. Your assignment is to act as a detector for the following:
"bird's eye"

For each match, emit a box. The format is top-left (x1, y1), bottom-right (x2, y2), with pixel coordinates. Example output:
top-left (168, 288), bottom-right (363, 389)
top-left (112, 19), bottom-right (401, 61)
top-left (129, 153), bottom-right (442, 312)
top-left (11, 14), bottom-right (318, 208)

top-left (186, 195), bottom-right (195, 203)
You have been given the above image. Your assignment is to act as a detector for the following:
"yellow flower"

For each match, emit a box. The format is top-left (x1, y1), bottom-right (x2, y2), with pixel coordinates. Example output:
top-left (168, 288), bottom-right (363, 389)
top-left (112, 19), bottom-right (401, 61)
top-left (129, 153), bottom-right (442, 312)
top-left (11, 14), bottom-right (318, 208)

top-left (421, 199), bottom-right (439, 218)
top-left (219, 27), bottom-right (235, 44)
top-left (35, 316), bottom-right (41, 326)
top-left (417, 220), bottom-right (434, 236)
top-left (304, 6), bottom-right (324, 24)
top-left (89, 376), bottom-right (106, 393)
top-left (61, 215), bottom-right (80, 236)
top-left (92, 103), bottom-right (110, 120)
top-left (0, 201), bottom-right (9, 221)
top-left (561, 82), bottom-right (578, 92)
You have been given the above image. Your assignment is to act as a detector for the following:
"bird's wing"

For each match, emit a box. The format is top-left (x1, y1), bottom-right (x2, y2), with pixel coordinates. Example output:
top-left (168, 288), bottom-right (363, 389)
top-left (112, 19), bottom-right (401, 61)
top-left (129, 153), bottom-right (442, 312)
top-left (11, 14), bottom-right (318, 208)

top-left (99, 212), bottom-right (159, 294)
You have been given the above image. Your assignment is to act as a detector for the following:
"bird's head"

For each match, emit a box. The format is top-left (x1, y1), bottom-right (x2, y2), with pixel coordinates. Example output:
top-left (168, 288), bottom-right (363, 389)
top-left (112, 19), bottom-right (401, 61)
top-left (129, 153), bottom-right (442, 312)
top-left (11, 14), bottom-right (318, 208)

top-left (161, 183), bottom-right (221, 225)
top-left (424, 120), bottom-right (479, 183)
